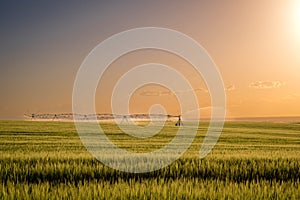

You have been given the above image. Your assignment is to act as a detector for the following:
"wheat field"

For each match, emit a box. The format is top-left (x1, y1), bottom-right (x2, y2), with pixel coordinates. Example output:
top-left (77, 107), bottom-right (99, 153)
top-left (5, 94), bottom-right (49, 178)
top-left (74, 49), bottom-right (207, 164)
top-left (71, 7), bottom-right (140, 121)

top-left (0, 120), bottom-right (299, 199)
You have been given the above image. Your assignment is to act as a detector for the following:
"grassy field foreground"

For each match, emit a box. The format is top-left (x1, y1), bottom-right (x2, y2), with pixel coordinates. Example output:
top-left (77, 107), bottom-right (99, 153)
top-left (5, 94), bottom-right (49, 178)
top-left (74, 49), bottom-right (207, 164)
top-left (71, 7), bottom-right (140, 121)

top-left (0, 120), bottom-right (300, 199)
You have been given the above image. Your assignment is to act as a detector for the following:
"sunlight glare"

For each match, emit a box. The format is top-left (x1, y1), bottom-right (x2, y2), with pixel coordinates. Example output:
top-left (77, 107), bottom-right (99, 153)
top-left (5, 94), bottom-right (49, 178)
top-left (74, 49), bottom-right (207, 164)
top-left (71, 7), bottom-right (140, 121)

top-left (293, 0), bottom-right (300, 35)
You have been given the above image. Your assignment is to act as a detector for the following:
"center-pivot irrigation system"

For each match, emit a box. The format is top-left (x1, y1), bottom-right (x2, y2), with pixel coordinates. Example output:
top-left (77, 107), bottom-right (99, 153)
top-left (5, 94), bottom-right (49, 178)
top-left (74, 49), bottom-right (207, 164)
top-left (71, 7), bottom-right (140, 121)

top-left (24, 113), bottom-right (183, 126)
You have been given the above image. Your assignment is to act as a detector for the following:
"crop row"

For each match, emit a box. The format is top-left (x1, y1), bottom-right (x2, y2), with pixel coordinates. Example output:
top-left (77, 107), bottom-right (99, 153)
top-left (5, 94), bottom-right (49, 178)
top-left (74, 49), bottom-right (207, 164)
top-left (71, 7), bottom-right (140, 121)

top-left (1, 157), bottom-right (299, 184)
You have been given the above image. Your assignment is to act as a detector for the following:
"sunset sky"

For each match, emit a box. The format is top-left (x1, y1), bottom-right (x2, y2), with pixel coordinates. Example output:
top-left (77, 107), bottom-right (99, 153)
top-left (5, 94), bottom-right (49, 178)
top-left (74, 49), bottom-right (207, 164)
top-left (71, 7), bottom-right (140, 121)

top-left (1, 0), bottom-right (300, 119)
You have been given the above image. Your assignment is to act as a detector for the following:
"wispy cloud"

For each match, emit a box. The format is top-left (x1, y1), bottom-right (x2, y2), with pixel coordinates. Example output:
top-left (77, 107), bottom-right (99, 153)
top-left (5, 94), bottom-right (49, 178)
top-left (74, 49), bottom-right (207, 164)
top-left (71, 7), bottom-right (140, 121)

top-left (249, 81), bottom-right (285, 89)
top-left (139, 90), bottom-right (171, 97)
top-left (139, 91), bottom-right (159, 96)
top-left (176, 87), bottom-right (208, 94)
top-left (194, 88), bottom-right (208, 93)
top-left (159, 91), bottom-right (172, 96)
top-left (282, 93), bottom-right (299, 100)
top-left (226, 84), bottom-right (235, 92)
top-left (139, 85), bottom-right (233, 96)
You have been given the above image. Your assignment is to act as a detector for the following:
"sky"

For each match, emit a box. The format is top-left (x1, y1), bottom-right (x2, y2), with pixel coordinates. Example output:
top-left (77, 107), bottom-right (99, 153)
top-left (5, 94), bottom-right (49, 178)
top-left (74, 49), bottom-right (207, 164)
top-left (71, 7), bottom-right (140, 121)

top-left (1, 0), bottom-right (300, 119)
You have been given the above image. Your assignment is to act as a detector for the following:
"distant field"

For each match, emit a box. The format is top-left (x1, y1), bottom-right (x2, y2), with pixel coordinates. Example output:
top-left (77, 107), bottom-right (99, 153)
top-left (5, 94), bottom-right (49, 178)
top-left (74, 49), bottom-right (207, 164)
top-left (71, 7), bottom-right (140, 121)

top-left (0, 120), bottom-right (300, 199)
